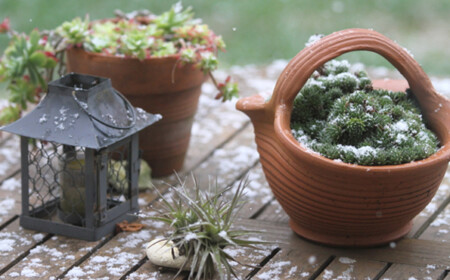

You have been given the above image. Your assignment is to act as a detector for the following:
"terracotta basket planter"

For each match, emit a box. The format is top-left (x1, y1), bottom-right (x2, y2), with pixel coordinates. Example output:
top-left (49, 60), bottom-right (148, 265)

top-left (66, 48), bottom-right (206, 177)
top-left (236, 29), bottom-right (450, 247)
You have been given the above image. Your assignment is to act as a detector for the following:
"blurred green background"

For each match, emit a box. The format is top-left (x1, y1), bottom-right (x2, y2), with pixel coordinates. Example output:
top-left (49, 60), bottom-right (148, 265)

top-left (1, 0), bottom-right (449, 76)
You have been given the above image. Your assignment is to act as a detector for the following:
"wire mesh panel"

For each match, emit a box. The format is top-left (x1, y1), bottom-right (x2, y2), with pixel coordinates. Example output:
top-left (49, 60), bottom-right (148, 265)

top-left (27, 141), bottom-right (63, 219)
top-left (20, 135), bottom-right (139, 240)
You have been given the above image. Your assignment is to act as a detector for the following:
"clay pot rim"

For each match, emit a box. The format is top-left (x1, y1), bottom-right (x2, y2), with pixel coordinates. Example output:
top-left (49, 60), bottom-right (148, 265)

top-left (67, 46), bottom-right (182, 63)
top-left (67, 17), bottom-right (205, 64)
top-left (274, 95), bottom-right (450, 173)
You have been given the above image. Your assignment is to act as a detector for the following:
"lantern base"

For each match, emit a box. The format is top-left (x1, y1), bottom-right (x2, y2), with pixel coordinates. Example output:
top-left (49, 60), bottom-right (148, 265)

top-left (57, 207), bottom-right (84, 226)
top-left (21, 199), bottom-right (138, 241)
top-left (20, 211), bottom-right (138, 241)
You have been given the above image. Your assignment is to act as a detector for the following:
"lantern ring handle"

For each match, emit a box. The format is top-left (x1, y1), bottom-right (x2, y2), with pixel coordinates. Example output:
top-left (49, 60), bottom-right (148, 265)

top-left (71, 90), bottom-right (137, 130)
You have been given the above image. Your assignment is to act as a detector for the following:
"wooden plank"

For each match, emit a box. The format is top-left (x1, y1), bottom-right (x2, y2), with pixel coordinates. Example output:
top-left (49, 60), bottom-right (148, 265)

top-left (408, 167), bottom-right (450, 238)
top-left (381, 263), bottom-right (445, 280)
top-left (256, 199), bottom-right (289, 224)
top-left (0, 219), bottom-right (47, 275)
top-left (187, 124), bottom-right (258, 188)
top-left (124, 268), bottom-right (170, 280)
top-left (3, 234), bottom-right (104, 279)
top-left (315, 257), bottom-right (385, 280)
top-left (419, 189), bottom-right (450, 242)
top-left (445, 272), bottom-right (450, 280)
top-left (61, 219), bottom-right (168, 279)
top-left (184, 98), bottom-right (250, 172)
top-left (0, 173), bottom-right (21, 225)
top-left (0, 135), bottom-right (21, 183)
top-left (213, 245), bottom-right (277, 280)
top-left (251, 197), bottom-right (332, 280)
top-left (251, 246), bottom-right (331, 280)
top-left (380, 203), bottom-right (450, 277)
top-left (235, 162), bottom-right (273, 219)
top-left (376, 168), bottom-right (450, 278)
top-left (0, 133), bottom-right (13, 147)
top-left (236, 219), bottom-right (450, 268)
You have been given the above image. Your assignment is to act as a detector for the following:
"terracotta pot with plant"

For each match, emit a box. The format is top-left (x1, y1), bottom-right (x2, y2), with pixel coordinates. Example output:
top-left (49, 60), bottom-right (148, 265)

top-left (58, 5), bottom-right (237, 176)
top-left (236, 29), bottom-right (450, 247)
top-left (0, 4), bottom-right (237, 177)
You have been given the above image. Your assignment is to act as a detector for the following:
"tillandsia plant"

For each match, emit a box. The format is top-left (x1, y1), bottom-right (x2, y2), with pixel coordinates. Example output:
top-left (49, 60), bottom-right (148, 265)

top-left (290, 59), bottom-right (440, 166)
top-left (56, 2), bottom-right (238, 102)
top-left (149, 174), bottom-right (263, 280)
top-left (0, 3), bottom-right (238, 125)
top-left (0, 18), bottom-right (60, 124)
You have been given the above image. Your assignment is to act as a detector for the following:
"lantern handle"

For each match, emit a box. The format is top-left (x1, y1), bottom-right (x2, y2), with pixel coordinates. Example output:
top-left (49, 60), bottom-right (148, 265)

top-left (71, 89), bottom-right (137, 130)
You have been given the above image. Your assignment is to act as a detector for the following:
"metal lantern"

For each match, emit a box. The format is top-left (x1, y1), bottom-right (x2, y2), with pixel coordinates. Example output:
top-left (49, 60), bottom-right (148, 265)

top-left (1, 73), bottom-right (161, 241)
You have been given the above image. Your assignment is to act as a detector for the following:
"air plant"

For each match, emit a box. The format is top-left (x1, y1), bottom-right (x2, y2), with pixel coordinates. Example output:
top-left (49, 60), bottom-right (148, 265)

top-left (150, 174), bottom-right (264, 280)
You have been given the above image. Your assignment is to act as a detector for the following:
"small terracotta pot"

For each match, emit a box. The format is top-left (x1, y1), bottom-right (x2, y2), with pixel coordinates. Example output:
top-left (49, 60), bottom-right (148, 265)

top-left (66, 48), bottom-right (207, 177)
top-left (236, 29), bottom-right (450, 247)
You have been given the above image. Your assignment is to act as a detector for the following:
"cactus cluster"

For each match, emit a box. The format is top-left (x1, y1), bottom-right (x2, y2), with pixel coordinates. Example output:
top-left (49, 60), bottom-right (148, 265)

top-left (290, 60), bottom-right (439, 166)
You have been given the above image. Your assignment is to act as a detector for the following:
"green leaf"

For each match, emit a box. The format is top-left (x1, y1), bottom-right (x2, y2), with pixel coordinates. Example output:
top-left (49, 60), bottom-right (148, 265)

top-left (29, 51), bottom-right (47, 67)
top-left (0, 105), bottom-right (20, 125)
top-left (44, 56), bottom-right (58, 68)
top-left (28, 30), bottom-right (41, 52)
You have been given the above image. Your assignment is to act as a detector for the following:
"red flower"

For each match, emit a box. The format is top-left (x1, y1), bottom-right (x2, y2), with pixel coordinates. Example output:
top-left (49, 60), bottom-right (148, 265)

top-left (35, 86), bottom-right (42, 93)
top-left (44, 51), bottom-right (59, 62)
top-left (39, 35), bottom-right (48, 46)
top-left (145, 49), bottom-right (151, 59)
top-left (0, 18), bottom-right (10, 33)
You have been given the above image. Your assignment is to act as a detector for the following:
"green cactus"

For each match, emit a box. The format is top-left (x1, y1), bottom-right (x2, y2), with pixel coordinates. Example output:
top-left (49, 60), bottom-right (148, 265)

top-left (290, 59), bottom-right (439, 166)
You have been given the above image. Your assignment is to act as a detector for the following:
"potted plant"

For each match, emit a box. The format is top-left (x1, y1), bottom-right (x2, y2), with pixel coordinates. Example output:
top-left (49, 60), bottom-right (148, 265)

top-left (236, 28), bottom-right (450, 247)
top-left (290, 59), bottom-right (439, 166)
top-left (0, 21), bottom-right (59, 125)
top-left (0, 3), bottom-right (238, 176)
top-left (144, 175), bottom-right (264, 279)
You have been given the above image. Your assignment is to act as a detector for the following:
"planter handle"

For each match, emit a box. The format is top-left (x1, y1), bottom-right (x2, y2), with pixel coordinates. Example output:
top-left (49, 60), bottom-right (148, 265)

top-left (267, 28), bottom-right (450, 142)
top-left (72, 89), bottom-right (137, 131)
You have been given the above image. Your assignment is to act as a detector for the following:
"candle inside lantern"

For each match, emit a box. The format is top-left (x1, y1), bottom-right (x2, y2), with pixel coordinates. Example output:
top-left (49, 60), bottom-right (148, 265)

top-left (58, 148), bottom-right (89, 225)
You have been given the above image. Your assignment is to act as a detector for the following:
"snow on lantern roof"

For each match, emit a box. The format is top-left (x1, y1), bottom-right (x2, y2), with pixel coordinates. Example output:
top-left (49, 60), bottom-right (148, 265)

top-left (1, 73), bottom-right (161, 149)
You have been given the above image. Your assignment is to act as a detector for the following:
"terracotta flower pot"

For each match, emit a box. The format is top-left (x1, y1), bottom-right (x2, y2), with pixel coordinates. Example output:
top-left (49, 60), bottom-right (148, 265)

top-left (236, 29), bottom-right (450, 247)
top-left (66, 48), bottom-right (206, 177)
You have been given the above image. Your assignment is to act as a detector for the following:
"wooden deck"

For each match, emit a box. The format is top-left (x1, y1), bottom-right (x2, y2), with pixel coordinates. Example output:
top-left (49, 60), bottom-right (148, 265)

top-left (0, 63), bottom-right (450, 279)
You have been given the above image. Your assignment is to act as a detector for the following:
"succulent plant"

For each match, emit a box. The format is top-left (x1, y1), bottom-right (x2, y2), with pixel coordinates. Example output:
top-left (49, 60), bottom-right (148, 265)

top-left (0, 27), bottom-right (59, 124)
top-left (55, 2), bottom-right (237, 102)
top-left (290, 59), bottom-right (440, 166)
top-left (0, 2), bottom-right (238, 125)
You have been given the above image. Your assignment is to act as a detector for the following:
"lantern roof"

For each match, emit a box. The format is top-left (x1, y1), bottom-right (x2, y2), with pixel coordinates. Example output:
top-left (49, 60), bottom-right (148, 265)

top-left (1, 73), bottom-right (161, 149)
